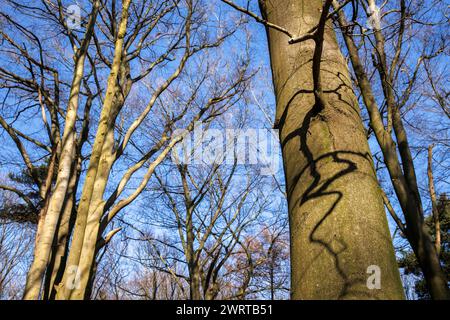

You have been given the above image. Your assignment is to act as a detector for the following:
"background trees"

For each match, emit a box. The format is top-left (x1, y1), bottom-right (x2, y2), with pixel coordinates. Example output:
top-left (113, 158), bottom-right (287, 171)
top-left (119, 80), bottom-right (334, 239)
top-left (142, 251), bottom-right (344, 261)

top-left (0, 0), bottom-right (257, 299)
top-left (399, 194), bottom-right (450, 299)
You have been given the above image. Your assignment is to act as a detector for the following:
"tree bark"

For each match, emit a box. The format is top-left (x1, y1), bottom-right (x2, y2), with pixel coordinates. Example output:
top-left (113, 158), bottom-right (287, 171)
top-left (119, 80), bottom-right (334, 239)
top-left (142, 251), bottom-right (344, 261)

top-left (43, 155), bottom-right (79, 299)
top-left (259, 0), bottom-right (404, 299)
top-left (23, 1), bottom-right (100, 299)
top-left (55, 0), bottom-right (132, 300)
top-left (428, 145), bottom-right (441, 255)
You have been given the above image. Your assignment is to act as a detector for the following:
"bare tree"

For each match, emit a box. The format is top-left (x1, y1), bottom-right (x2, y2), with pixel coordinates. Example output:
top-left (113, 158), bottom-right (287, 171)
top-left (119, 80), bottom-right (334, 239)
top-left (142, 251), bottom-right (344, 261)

top-left (0, 0), bottom-right (252, 299)
top-left (0, 186), bottom-right (35, 298)
top-left (222, 0), bottom-right (404, 299)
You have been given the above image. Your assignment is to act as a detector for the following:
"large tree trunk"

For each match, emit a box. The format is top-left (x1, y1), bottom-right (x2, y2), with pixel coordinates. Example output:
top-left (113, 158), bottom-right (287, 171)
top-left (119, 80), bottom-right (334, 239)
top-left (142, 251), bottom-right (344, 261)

top-left (259, 0), bottom-right (404, 299)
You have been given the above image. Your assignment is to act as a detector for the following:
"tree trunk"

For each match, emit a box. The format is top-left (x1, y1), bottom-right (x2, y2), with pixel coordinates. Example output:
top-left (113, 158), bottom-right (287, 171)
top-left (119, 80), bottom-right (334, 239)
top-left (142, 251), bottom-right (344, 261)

top-left (55, 1), bottom-right (132, 300)
top-left (259, 0), bottom-right (404, 299)
top-left (189, 265), bottom-right (202, 300)
top-left (22, 5), bottom-right (99, 298)
top-left (43, 155), bottom-right (79, 299)
top-left (428, 145), bottom-right (441, 255)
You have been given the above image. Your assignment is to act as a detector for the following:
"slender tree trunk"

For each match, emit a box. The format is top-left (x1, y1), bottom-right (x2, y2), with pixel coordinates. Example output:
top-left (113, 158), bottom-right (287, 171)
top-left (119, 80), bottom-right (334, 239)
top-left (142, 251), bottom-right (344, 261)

top-left (43, 155), bottom-right (80, 299)
top-left (22, 2), bottom-right (100, 298)
top-left (187, 212), bottom-right (201, 300)
top-left (26, 147), bottom-right (58, 298)
top-left (269, 262), bottom-right (274, 300)
top-left (267, 241), bottom-right (275, 300)
top-left (428, 145), bottom-right (441, 255)
top-left (55, 1), bottom-right (132, 300)
top-left (23, 65), bottom-right (83, 299)
top-left (259, 0), bottom-right (404, 299)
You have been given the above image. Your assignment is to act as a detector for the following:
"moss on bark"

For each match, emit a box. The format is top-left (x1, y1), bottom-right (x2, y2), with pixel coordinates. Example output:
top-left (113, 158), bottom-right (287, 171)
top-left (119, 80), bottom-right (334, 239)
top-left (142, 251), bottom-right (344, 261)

top-left (259, 0), bottom-right (404, 299)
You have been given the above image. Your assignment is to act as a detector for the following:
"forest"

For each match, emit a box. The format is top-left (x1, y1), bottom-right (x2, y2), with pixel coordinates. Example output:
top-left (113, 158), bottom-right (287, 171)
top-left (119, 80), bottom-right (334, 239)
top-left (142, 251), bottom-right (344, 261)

top-left (0, 0), bottom-right (448, 301)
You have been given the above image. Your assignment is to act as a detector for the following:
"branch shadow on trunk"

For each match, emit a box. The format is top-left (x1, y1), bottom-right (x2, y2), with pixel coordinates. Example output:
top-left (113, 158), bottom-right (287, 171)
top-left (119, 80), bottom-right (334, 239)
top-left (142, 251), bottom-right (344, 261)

top-left (278, 73), bottom-right (388, 298)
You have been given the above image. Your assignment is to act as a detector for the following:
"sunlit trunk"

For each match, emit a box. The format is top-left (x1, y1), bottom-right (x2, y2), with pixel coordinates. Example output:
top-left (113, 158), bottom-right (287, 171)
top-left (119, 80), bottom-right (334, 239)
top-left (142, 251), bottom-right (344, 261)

top-left (259, 0), bottom-right (404, 299)
top-left (55, 0), bottom-right (132, 299)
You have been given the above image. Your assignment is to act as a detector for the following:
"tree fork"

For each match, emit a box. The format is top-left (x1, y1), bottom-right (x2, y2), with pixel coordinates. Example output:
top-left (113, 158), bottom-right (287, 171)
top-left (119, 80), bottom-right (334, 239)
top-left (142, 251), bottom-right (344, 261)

top-left (55, 0), bottom-right (132, 300)
top-left (23, 0), bottom-right (101, 299)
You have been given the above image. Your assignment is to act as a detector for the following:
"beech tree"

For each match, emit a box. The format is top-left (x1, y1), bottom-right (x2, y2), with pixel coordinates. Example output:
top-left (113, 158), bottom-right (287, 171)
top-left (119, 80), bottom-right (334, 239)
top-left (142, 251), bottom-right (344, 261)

top-left (0, 0), bottom-right (252, 300)
top-left (221, 0), bottom-right (449, 300)
top-left (221, 0), bottom-right (404, 299)
top-left (121, 116), bottom-right (283, 299)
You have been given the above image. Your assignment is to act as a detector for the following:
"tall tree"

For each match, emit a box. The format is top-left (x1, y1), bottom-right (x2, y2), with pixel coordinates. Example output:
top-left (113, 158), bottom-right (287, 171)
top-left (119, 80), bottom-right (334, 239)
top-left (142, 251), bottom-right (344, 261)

top-left (254, 0), bottom-right (404, 298)
top-left (1, 0), bottom-right (251, 299)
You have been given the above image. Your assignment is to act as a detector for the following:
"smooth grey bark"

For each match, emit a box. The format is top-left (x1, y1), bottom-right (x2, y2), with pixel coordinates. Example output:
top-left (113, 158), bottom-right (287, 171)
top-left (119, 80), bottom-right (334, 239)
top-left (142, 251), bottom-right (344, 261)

top-left (22, 1), bottom-right (101, 299)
